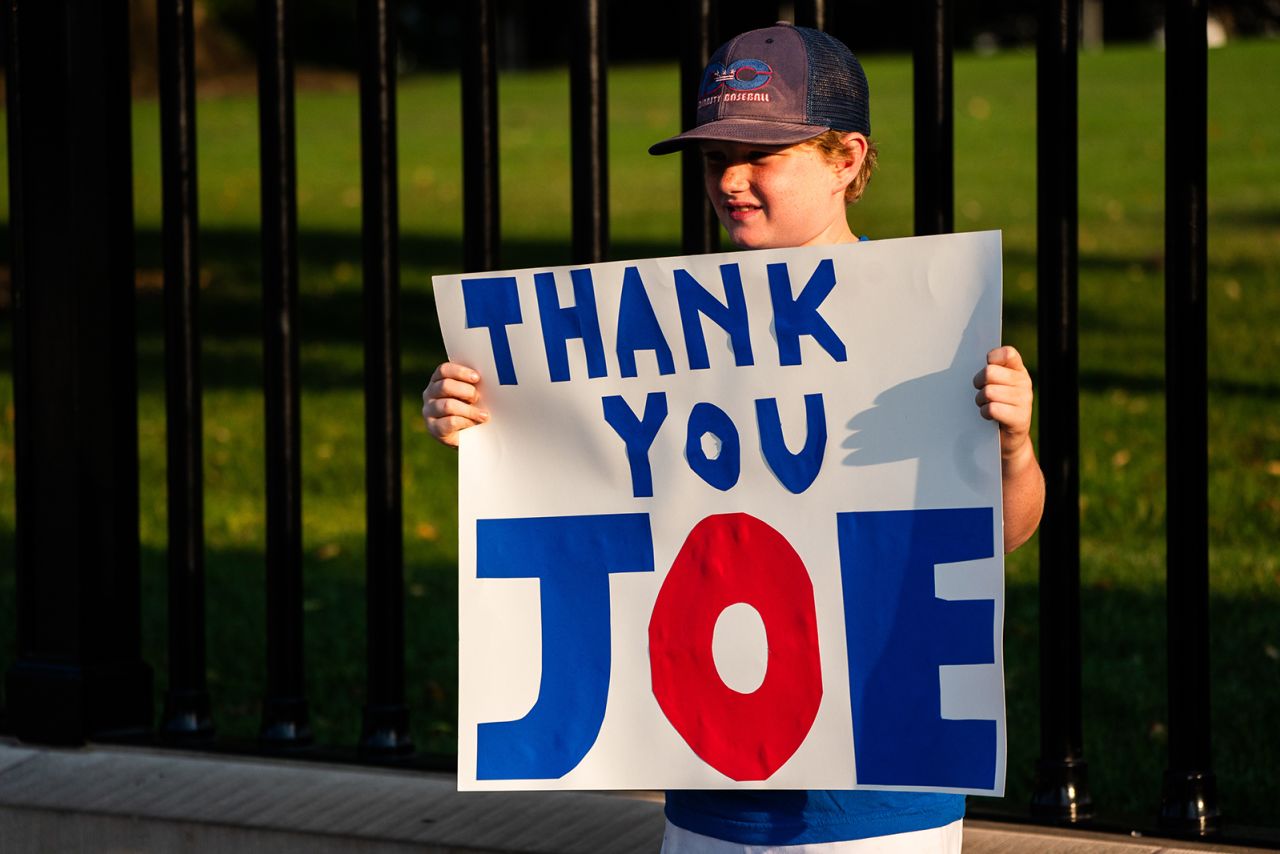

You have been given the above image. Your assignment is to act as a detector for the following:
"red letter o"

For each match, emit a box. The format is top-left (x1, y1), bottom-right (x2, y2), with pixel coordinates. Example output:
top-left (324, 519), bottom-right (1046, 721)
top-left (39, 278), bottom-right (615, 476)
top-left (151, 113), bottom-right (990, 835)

top-left (649, 513), bottom-right (822, 780)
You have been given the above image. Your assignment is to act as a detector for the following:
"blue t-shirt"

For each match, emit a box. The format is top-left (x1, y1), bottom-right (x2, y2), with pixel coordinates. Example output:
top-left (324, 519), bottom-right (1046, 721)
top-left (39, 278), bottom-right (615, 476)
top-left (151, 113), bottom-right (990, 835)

top-left (664, 790), bottom-right (965, 846)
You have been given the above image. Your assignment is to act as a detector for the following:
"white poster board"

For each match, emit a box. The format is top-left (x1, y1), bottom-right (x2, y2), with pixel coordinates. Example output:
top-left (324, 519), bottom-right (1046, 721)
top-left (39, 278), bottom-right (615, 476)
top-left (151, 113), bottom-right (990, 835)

top-left (433, 230), bottom-right (1006, 794)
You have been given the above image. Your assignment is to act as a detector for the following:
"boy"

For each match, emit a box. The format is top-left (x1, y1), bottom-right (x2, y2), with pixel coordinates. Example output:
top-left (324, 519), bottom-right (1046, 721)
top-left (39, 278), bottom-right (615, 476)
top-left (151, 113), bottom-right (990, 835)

top-left (426, 22), bottom-right (1043, 852)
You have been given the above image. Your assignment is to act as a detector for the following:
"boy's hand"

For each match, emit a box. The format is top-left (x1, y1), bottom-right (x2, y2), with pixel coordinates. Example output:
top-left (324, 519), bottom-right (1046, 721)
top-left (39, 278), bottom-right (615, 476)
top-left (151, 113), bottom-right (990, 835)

top-left (973, 345), bottom-right (1044, 552)
top-left (423, 362), bottom-right (488, 448)
top-left (973, 345), bottom-right (1034, 460)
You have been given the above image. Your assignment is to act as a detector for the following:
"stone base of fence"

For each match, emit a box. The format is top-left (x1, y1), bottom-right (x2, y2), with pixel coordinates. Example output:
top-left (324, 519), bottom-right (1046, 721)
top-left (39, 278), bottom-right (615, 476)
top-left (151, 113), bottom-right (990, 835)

top-left (0, 739), bottom-right (1268, 854)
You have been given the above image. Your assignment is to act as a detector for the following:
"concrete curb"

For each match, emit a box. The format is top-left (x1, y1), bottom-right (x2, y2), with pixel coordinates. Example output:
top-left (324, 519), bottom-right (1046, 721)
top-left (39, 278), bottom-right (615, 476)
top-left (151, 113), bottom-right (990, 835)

top-left (0, 742), bottom-right (663, 853)
top-left (0, 742), bottom-right (1270, 853)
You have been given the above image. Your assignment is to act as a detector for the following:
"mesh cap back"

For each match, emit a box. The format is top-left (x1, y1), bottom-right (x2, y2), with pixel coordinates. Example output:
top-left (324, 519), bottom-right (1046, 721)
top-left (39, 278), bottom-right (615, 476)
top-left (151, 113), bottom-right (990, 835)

top-left (797, 26), bottom-right (870, 136)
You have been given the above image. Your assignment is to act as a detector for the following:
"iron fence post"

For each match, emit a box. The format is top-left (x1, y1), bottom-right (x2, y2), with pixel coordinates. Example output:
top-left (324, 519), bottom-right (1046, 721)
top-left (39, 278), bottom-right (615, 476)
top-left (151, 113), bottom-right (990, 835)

top-left (1032, 0), bottom-right (1092, 821)
top-left (680, 0), bottom-right (719, 255)
top-left (3, 0), bottom-right (152, 744)
top-left (912, 0), bottom-right (953, 236)
top-left (571, 0), bottom-right (609, 264)
top-left (463, 0), bottom-right (500, 273)
top-left (1160, 0), bottom-right (1220, 834)
top-left (680, 0), bottom-right (721, 256)
top-left (358, 0), bottom-right (412, 757)
top-left (256, 0), bottom-right (310, 747)
top-left (158, 0), bottom-right (215, 743)
top-left (794, 0), bottom-right (826, 31)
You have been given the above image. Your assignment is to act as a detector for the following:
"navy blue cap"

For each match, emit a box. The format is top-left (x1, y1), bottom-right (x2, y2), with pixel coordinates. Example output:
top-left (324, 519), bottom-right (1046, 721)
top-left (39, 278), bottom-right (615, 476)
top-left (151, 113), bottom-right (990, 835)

top-left (649, 22), bottom-right (870, 155)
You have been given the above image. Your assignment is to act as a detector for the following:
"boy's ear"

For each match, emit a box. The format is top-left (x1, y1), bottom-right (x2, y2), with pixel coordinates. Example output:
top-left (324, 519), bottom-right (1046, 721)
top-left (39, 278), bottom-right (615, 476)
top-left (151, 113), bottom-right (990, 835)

top-left (833, 132), bottom-right (869, 189)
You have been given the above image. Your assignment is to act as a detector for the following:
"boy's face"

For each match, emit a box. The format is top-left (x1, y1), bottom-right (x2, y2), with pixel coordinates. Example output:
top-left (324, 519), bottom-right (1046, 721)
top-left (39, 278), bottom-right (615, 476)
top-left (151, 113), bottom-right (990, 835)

top-left (700, 139), bottom-right (855, 250)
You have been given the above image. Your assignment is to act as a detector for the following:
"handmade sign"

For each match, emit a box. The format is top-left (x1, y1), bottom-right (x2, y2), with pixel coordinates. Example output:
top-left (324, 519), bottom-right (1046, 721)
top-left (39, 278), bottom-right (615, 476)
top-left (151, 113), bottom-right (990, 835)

top-left (434, 231), bottom-right (1007, 793)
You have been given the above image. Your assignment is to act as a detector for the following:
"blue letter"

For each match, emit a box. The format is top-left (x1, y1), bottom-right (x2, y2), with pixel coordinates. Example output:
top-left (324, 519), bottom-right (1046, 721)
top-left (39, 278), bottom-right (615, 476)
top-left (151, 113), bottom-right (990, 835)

top-left (476, 513), bottom-right (655, 779)
top-left (767, 259), bottom-right (847, 365)
top-left (462, 276), bottom-right (522, 385)
top-left (685, 402), bottom-right (741, 491)
top-left (602, 393), bottom-right (669, 498)
top-left (616, 266), bottom-right (676, 378)
top-left (755, 393), bottom-right (827, 494)
top-left (675, 264), bottom-right (754, 370)
top-left (535, 269), bottom-right (608, 382)
top-left (836, 507), bottom-right (997, 789)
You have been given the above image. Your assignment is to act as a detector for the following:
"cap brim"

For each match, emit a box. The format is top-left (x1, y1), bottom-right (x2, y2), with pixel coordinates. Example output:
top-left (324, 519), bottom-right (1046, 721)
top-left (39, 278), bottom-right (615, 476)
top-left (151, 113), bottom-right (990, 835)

top-left (648, 118), bottom-right (831, 155)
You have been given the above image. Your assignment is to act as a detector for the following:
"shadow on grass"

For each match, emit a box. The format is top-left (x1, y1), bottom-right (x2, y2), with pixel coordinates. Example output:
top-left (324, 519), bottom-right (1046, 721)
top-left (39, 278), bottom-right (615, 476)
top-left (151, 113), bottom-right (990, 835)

top-left (989, 569), bottom-right (1279, 829)
top-left (0, 523), bottom-right (461, 758)
top-left (127, 226), bottom-right (694, 393)
top-left (1210, 205), bottom-right (1280, 228)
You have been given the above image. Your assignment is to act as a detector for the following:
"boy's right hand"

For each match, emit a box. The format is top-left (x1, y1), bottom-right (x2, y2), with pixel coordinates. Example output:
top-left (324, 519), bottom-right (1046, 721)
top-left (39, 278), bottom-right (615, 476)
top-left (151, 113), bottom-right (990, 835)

top-left (422, 362), bottom-right (489, 448)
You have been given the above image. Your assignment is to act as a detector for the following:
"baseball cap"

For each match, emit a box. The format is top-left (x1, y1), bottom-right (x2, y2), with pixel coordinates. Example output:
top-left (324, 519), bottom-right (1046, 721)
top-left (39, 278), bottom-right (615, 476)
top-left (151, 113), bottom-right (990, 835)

top-left (649, 22), bottom-right (870, 156)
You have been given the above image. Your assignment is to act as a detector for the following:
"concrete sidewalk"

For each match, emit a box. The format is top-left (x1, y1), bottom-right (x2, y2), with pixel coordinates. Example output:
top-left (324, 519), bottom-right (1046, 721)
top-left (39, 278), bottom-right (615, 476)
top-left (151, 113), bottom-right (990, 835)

top-left (0, 741), bottom-right (1270, 853)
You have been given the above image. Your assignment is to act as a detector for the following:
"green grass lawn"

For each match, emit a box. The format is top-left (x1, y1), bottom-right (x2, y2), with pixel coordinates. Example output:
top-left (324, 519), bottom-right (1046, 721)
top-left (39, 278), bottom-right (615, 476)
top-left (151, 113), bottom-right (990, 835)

top-left (1, 39), bottom-right (1278, 827)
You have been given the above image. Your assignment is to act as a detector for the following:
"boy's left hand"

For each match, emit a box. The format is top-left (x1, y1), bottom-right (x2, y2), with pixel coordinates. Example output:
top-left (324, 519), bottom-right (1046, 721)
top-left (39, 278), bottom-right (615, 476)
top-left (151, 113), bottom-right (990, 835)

top-left (973, 345), bottom-right (1034, 460)
top-left (975, 345), bottom-right (1044, 552)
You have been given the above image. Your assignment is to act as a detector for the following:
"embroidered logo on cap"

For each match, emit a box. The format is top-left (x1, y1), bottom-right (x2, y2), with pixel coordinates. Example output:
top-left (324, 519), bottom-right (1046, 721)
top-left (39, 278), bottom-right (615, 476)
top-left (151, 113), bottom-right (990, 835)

top-left (700, 59), bottom-right (773, 95)
top-left (699, 59), bottom-right (773, 108)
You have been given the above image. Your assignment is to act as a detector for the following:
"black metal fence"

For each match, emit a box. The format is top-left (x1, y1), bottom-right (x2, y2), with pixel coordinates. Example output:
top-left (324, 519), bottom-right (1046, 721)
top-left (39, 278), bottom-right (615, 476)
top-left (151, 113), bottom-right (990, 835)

top-left (0, 0), bottom-right (1236, 842)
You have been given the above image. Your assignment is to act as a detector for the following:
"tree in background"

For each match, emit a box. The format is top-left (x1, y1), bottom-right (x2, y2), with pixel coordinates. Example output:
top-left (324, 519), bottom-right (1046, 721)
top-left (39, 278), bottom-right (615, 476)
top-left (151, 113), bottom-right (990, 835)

top-left (129, 0), bottom-right (252, 94)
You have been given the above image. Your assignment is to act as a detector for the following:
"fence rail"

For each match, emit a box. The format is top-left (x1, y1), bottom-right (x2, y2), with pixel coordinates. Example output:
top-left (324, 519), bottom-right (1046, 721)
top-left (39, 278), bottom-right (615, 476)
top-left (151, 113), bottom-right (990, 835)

top-left (0, 0), bottom-right (1239, 841)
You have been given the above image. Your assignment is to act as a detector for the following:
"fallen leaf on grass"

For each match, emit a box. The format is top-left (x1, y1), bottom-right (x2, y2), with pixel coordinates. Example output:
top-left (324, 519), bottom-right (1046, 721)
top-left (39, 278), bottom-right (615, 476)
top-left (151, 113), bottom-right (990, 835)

top-left (425, 680), bottom-right (446, 705)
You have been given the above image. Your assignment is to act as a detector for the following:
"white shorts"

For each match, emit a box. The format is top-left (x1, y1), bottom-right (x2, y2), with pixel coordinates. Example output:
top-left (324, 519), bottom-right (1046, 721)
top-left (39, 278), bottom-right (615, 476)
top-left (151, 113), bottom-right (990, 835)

top-left (660, 818), bottom-right (963, 854)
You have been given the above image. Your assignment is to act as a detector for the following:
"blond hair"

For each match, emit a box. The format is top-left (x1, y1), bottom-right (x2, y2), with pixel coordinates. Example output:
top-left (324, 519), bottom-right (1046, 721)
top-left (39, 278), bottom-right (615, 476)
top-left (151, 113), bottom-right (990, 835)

top-left (806, 130), bottom-right (878, 205)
